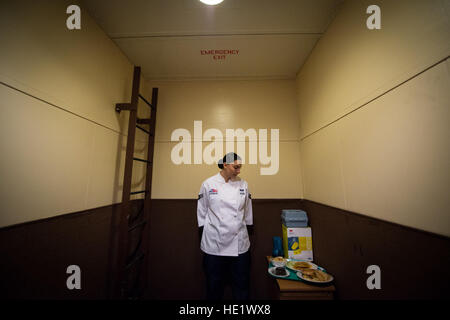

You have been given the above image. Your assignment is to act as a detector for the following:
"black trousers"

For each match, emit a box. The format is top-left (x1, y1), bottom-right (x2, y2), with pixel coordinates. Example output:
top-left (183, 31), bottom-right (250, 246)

top-left (203, 250), bottom-right (251, 300)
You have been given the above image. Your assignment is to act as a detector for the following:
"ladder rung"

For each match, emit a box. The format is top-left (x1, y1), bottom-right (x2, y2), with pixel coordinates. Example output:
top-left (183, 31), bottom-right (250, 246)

top-left (137, 118), bottom-right (151, 124)
top-left (128, 220), bottom-right (147, 232)
top-left (130, 190), bottom-right (148, 195)
top-left (136, 125), bottom-right (152, 135)
top-left (138, 94), bottom-right (153, 108)
top-left (133, 157), bottom-right (152, 164)
top-left (125, 252), bottom-right (145, 270)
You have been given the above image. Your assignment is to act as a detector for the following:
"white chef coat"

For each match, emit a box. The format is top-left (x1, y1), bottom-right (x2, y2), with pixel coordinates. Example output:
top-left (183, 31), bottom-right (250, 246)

top-left (197, 172), bottom-right (253, 257)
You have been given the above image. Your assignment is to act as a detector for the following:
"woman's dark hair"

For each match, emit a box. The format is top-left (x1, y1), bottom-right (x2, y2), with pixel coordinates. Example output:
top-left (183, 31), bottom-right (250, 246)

top-left (218, 152), bottom-right (241, 169)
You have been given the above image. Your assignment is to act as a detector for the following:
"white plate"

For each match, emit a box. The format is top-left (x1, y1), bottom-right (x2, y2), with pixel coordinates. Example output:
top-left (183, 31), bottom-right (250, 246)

top-left (286, 260), bottom-right (319, 272)
top-left (268, 267), bottom-right (290, 278)
top-left (296, 270), bottom-right (334, 284)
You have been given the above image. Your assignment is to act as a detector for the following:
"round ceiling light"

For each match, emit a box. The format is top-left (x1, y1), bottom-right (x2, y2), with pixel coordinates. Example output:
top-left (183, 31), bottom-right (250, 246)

top-left (199, 0), bottom-right (224, 5)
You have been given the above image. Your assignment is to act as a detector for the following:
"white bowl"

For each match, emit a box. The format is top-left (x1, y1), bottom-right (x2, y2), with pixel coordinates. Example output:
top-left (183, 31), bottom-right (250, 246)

top-left (271, 257), bottom-right (286, 267)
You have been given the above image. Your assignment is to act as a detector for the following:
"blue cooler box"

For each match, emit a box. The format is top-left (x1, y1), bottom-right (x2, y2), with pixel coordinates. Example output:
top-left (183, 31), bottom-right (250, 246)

top-left (281, 210), bottom-right (313, 260)
top-left (281, 209), bottom-right (308, 227)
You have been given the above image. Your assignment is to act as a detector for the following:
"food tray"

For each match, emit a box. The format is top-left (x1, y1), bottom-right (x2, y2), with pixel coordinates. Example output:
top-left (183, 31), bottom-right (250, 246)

top-left (267, 259), bottom-right (328, 283)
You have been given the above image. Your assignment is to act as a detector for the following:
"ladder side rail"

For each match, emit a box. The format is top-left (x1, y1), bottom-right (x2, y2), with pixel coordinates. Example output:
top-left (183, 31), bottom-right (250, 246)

top-left (138, 87), bottom-right (158, 297)
top-left (114, 66), bottom-right (141, 298)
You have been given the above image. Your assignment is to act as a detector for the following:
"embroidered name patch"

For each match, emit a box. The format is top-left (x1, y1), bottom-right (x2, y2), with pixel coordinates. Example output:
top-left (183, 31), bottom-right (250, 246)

top-left (239, 188), bottom-right (245, 195)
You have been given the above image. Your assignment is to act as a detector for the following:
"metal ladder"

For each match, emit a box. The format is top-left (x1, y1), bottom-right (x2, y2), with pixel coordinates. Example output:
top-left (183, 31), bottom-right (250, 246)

top-left (109, 66), bottom-right (158, 299)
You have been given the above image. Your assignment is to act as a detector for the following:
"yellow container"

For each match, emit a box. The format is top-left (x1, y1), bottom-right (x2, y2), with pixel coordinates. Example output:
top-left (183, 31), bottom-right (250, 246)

top-left (282, 225), bottom-right (313, 261)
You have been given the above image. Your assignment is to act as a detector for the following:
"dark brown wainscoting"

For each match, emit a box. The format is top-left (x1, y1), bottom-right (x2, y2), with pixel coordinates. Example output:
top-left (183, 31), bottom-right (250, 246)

top-left (0, 198), bottom-right (301, 300)
top-left (0, 200), bottom-right (143, 299)
top-left (303, 200), bottom-right (450, 300)
top-left (1, 198), bottom-right (448, 300)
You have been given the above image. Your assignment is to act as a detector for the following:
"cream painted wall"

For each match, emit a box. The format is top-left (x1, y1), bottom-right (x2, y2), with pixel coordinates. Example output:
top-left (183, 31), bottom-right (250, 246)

top-left (147, 79), bottom-right (303, 199)
top-left (0, 0), bottom-right (303, 228)
top-left (0, 0), bottom-right (151, 227)
top-left (296, 0), bottom-right (450, 236)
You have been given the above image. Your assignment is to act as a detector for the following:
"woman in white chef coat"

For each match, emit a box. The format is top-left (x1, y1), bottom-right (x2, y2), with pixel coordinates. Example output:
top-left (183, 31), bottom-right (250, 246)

top-left (197, 152), bottom-right (253, 300)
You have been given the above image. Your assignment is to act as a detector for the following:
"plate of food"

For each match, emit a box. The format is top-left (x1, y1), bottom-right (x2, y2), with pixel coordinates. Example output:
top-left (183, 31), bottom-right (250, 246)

top-left (296, 269), bottom-right (334, 284)
top-left (286, 260), bottom-right (318, 272)
top-left (268, 266), bottom-right (290, 278)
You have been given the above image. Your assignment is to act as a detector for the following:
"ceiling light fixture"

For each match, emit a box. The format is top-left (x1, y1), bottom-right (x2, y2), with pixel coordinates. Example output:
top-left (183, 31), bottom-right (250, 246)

top-left (199, 0), bottom-right (224, 5)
